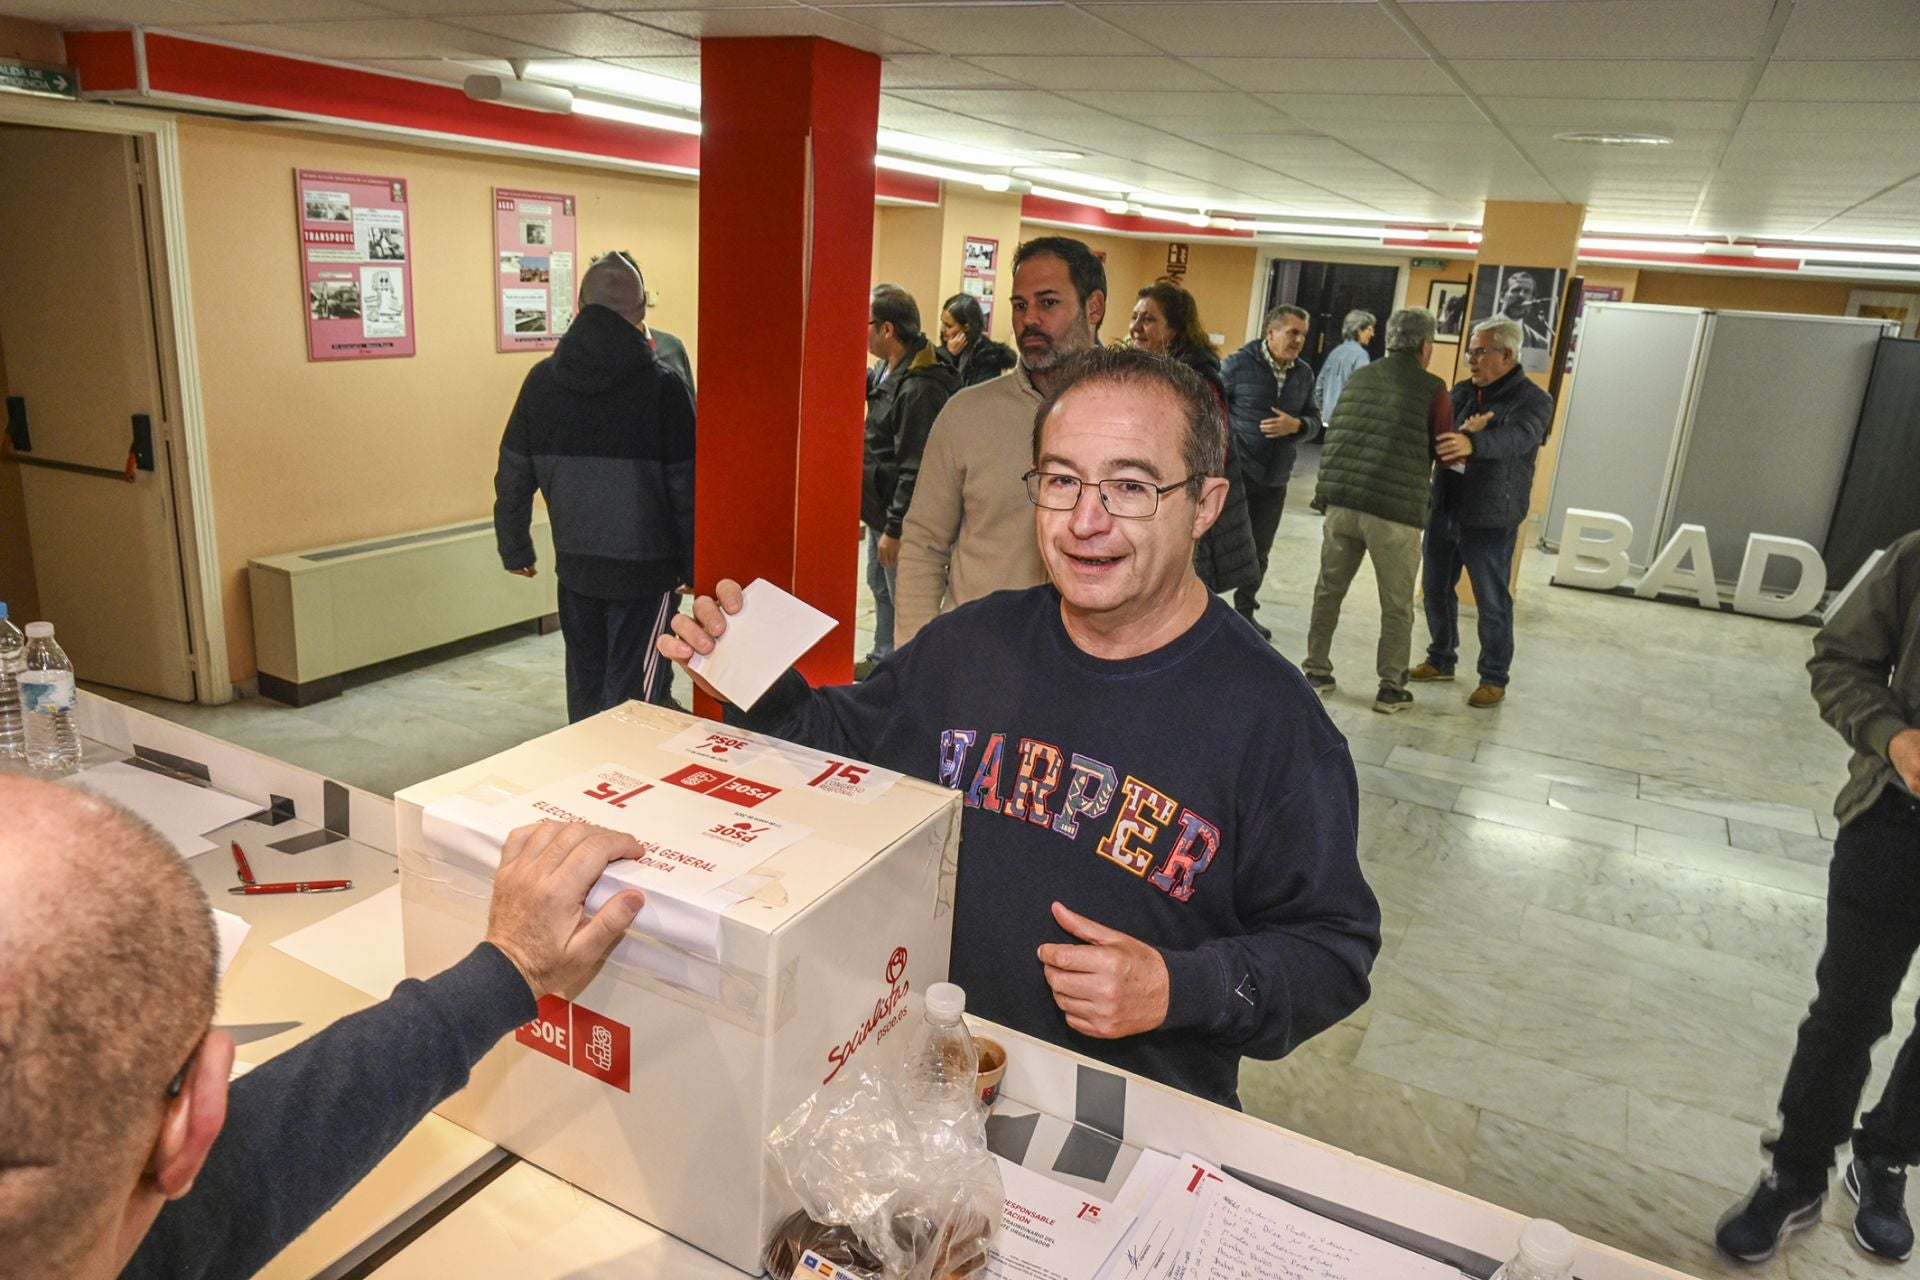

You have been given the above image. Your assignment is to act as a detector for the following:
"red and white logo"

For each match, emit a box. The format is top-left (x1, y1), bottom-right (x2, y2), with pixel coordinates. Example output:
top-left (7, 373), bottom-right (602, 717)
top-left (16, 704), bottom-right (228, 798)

top-left (664, 763), bottom-right (734, 793)
top-left (689, 732), bottom-right (752, 758)
top-left (711, 776), bottom-right (780, 807)
top-left (706, 818), bottom-right (772, 845)
top-left (823, 946), bottom-right (913, 1084)
top-left (516, 994), bottom-right (572, 1064)
top-left (516, 995), bottom-right (632, 1092)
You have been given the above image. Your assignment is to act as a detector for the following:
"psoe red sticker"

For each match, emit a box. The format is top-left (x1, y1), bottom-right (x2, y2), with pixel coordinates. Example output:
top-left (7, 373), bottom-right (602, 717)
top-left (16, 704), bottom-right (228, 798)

top-left (515, 993), bottom-right (572, 1064)
top-left (569, 1001), bottom-right (632, 1093)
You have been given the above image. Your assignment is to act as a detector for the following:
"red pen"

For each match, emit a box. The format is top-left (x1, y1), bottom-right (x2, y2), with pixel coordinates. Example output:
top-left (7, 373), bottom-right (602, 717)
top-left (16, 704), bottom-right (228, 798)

top-left (230, 841), bottom-right (257, 886)
top-left (227, 880), bottom-right (352, 895)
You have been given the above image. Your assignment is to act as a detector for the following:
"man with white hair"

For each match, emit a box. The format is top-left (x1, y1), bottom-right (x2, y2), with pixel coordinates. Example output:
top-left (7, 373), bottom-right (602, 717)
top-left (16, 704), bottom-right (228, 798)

top-left (1410, 315), bottom-right (1555, 708)
top-left (1316, 309), bottom-right (1375, 422)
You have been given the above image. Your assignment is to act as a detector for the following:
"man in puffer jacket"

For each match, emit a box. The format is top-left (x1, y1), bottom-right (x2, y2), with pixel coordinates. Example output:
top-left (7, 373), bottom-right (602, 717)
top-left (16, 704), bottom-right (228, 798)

top-left (861, 284), bottom-right (961, 678)
top-left (493, 252), bottom-right (695, 721)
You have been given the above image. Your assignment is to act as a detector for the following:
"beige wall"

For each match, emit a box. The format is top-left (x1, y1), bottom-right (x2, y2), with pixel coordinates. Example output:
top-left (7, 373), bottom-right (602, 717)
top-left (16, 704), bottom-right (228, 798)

top-left (1634, 269), bottom-right (1857, 315)
top-left (0, 325), bottom-right (39, 620)
top-left (0, 16), bottom-right (62, 63)
top-left (871, 202), bottom-right (943, 333)
top-left (174, 117), bottom-right (699, 682)
top-left (1017, 223), bottom-right (1261, 353)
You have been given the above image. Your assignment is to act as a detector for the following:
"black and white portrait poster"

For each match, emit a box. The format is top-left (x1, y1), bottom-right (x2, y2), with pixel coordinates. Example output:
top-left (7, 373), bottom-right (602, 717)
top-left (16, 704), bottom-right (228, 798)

top-left (1470, 263), bottom-right (1566, 374)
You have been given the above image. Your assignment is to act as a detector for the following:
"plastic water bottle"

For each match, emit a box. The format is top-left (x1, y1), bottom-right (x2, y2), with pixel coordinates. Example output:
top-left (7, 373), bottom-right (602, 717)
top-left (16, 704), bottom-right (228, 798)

top-left (1492, 1219), bottom-right (1577, 1280)
top-left (0, 604), bottom-right (25, 759)
top-left (19, 622), bottom-right (79, 773)
top-left (905, 982), bottom-right (979, 1109)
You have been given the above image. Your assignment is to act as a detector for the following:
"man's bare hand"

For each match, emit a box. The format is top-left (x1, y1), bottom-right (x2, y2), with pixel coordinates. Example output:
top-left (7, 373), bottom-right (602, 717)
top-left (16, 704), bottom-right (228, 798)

top-left (877, 534), bottom-right (901, 569)
top-left (508, 566), bottom-right (538, 578)
top-left (1460, 411), bottom-right (1494, 434)
top-left (1891, 728), bottom-right (1920, 794)
top-left (1036, 902), bottom-right (1170, 1039)
top-left (1258, 410), bottom-right (1302, 439)
top-left (486, 821), bottom-right (645, 998)
top-left (655, 578), bottom-right (746, 703)
top-left (1435, 432), bottom-right (1475, 463)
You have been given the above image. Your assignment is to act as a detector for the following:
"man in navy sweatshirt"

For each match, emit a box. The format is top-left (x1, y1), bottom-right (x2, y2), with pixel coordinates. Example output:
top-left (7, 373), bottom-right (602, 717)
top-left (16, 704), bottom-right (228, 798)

top-left (0, 775), bottom-right (642, 1280)
top-left (660, 346), bottom-right (1379, 1109)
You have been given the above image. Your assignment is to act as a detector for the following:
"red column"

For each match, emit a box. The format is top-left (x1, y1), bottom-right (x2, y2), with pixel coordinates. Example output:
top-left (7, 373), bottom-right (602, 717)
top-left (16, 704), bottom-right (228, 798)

top-left (695, 38), bottom-right (879, 699)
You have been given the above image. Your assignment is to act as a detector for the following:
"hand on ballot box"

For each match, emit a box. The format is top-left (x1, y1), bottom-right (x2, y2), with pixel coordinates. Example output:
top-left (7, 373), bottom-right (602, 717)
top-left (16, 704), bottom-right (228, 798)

top-left (486, 820), bottom-right (647, 998)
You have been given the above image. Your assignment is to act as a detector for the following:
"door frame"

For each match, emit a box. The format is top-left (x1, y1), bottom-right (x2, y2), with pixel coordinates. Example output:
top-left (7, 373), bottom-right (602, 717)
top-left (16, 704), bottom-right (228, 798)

top-left (1246, 244), bottom-right (1414, 348)
top-left (0, 95), bottom-right (231, 703)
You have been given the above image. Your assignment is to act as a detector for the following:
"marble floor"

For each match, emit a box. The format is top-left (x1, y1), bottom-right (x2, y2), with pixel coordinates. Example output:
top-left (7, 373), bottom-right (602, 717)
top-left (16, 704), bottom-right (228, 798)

top-left (97, 507), bottom-right (1895, 1278)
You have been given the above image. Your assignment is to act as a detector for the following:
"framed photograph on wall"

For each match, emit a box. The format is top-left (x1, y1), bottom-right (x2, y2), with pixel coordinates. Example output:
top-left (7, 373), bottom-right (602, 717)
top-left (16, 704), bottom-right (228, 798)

top-left (1847, 289), bottom-right (1920, 338)
top-left (1428, 279), bottom-right (1468, 342)
top-left (1469, 263), bottom-right (1568, 374)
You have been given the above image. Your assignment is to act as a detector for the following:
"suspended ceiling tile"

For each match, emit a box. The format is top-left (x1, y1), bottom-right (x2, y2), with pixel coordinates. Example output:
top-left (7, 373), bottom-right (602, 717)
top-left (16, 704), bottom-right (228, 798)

top-left (878, 55), bottom-right (1021, 90)
top-left (1723, 129), bottom-right (1920, 164)
top-left (1738, 100), bottom-right (1920, 133)
top-left (1407, 0), bottom-right (1776, 60)
top-left (619, 6), bottom-right (921, 52)
top-left (177, 0), bottom-right (389, 18)
top-left (1062, 90), bottom-right (1276, 120)
top-left (579, 0), bottom-right (802, 9)
top-left (451, 11), bottom-right (699, 57)
top-left (171, 18), bottom-right (566, 59)
top-left (1318, 121), bottom-right (1508, 146)
top-left (964, 54), bottom-right (1228, 92)
top-left (602, 54), bottom-right (701, 82)
top-left (1482, 96), bottom-right (1743, 131)
top-left (0, 0), bottom-right (361, 18)
top-left (817, 3), bottom-right (1155, 56)
top-left (1188, 56), bottom-right (1454, 96)
top-left (1774, 0), bottom-right (1920, 59)
top-left (1260, 93), bottom-right (1486, 125)
top-left (1754, 60), bottom-right (1920, 102)
top-left (1082, 2), bottom-right (1423, 59)
top-left (1453, 58), bottom-right (1755, 100)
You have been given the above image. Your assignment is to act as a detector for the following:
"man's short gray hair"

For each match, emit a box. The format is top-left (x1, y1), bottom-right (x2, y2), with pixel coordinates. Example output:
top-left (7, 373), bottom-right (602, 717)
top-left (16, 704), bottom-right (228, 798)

top-left (1472, 316), bottom-right (1524, 356)
top-left (1341, 310), bottom-right (1376, 341)
top-left (1384, 307), bottom-right (1436, 353)
top-left (1263, 304), bottom-right (1309, 332)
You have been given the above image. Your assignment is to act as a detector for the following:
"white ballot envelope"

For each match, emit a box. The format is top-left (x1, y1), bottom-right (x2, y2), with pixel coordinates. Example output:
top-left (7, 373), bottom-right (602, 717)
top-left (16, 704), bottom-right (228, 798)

top-left (687, 578), bottom-right (836, 708)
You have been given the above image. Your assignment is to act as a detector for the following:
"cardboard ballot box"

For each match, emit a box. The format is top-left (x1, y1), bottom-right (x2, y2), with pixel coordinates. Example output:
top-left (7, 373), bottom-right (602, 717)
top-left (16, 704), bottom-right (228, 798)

top-left (395, 703), bottom-right (961, 1272)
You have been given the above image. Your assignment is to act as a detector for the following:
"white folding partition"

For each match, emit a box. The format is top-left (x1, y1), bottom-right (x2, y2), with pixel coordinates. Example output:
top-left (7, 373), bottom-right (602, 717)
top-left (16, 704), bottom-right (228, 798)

top-left (1658, 312), bottom-right (1888, 588)
top-left (1545, 303), bottom-right (1707, 568)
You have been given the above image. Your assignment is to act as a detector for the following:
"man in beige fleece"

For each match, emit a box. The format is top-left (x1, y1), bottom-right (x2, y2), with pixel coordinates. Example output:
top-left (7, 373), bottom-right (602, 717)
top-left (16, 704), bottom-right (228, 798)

top-left (893, 235), bottom-right (1105, 647)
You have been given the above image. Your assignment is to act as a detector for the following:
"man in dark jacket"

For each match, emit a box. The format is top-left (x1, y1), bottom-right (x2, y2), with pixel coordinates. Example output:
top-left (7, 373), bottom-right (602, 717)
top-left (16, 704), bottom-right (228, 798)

top-left (861, 284), bottom-right (960, 677)
top-left (1716, 530), bottom-right (1920, 1265)
top-left (1410, 315), bottom-right (1554, 709)
top-left (1221, 305), bottom-right (1322, 639)
top-left (494, 252), bottom-right (696, 722)
top-left (1302, 308), bottom-right (1452, 714)
top-left (1, 774), bottom-right (643, 1280)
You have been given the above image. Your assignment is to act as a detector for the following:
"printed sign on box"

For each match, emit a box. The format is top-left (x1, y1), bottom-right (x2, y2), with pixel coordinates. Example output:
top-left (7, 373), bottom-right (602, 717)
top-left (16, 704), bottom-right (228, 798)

top-left (295, 169), bottom-right (415, 361)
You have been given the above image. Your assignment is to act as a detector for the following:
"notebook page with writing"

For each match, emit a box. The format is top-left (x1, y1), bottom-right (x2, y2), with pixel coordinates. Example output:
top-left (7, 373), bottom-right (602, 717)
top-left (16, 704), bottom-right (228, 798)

top-left (1180, 1179), bottom-right (1463, 1280)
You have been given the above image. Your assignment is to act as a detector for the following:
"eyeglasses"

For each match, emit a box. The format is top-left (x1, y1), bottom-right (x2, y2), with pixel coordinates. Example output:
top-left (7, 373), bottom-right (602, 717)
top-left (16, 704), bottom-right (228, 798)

top-left (1465, 347), bottom-right (1502, 360)
top-left (1023, 469), bottom-right (1195, 519)
top-left (165, 1034), bottom-right (206, 1099)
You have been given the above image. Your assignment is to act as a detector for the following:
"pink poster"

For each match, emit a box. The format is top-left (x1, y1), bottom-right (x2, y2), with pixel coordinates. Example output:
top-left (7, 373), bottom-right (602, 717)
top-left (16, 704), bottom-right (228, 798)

top-left (494, 188), bottom-right (578, 353)
top-left (961, 235), bottom-right (998, 335)
top-left (295, 169), bottom-right (415, 361)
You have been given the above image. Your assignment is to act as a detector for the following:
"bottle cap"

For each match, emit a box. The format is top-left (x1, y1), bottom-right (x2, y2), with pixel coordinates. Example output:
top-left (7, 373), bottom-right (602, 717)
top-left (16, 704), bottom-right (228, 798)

top-left (924, 982), bottom-right (966, 1022)
top-left (24, 622), bottom-right (53, 639)
top-left (1518, 1219), bottom-right (1576, 1269)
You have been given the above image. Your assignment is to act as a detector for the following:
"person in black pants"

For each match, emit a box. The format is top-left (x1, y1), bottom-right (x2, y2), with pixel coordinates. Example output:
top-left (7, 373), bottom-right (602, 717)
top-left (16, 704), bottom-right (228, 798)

top-left (1717, 530), bottom-right (1920, 1264)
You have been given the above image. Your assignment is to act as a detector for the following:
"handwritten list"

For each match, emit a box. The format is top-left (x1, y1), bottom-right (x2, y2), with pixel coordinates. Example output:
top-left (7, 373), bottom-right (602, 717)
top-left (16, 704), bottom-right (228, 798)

top-left (1181, 1182), bottom-right (1462, 1280)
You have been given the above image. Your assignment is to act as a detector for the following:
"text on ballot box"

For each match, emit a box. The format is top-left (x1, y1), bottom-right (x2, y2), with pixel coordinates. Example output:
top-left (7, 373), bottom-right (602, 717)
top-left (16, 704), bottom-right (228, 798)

top-left (394, 704), bottom-right (962, 1273)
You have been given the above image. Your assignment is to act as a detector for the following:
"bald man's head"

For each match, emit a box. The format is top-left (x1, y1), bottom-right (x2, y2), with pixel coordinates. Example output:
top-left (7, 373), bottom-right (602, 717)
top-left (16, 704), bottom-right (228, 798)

top-left (0, 776), bottom-right (219, 1278)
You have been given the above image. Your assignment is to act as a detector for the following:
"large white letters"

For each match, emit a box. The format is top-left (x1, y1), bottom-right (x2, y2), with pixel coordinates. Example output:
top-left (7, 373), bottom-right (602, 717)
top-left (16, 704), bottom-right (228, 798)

top-left (1554, 511), bottom-right (1852, 622)
top-left (1732, 534), bottom-right (1827, 620)
top-left (1636, 523), bottom-right (1719, 607)
top-left (1553, 508), bottom-right (1634, 591)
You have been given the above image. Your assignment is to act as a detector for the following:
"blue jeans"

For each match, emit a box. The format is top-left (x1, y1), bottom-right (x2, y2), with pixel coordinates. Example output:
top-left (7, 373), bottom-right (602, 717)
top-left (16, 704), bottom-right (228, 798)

top-left (558, 585), bottom-right (677, 723)
top-left (1421, 512), bottom-right (1517, 688)
top-left (866, 525), bottom-right (897, 661)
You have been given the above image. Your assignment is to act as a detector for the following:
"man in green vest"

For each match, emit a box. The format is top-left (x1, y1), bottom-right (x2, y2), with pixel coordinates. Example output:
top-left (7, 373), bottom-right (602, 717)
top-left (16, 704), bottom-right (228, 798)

top-left (1301, 307), bottom-right (1454, 714)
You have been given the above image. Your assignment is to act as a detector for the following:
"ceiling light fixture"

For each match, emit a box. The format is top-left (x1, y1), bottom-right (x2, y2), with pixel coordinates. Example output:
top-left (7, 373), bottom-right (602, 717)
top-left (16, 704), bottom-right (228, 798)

top-left (1032, 149), bottom-right (1084, 160)
top-left (1580, 237), bottom-right (1714, 255)
top-left (1013, 167), bottom-right (1130, 195)
top-left (1027, 185), bottom-right (1131, 215)
top-left (1235, 221), bottom-right (1388, 240)
top-left (877, 130), bottom-right (1020, 169)
top-left (876, 154), bottom-right (1012, 195)
top-left (522, 61), bottom-right (699, 111)
top-left (464, 74), bottom-right (574, 114)
top-left (571, 98), bottom-right (702, 135)
top-left (1553, 131), bottom-right (1673, 147)
top-left (1755, 245), bottom-right (1920, 266)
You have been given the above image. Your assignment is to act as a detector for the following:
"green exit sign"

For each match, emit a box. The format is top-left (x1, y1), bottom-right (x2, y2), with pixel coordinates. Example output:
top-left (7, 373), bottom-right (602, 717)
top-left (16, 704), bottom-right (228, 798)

top-left (0, 60), bottom-right (78, 99)
top-left (1412, 256), bottom-right (1448, 269)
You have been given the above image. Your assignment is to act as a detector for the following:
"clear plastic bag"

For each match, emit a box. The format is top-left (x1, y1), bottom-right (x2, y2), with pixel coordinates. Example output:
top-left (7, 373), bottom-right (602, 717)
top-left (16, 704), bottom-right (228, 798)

top-left (765, 1050), bottom-right (1002, 1280)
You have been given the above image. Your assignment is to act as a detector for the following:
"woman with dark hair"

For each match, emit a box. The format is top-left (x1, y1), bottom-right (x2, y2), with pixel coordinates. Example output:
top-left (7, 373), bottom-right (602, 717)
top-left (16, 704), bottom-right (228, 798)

top-left (937, 292), bottom-right (1017, 388)
top-left (1129, 282), bottom-right (1263, 609)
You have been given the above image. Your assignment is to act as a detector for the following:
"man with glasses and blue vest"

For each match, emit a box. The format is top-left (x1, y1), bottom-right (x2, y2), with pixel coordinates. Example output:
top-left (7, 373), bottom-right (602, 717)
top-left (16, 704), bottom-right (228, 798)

top-left (659, 347), bottom-right (1379, 1109)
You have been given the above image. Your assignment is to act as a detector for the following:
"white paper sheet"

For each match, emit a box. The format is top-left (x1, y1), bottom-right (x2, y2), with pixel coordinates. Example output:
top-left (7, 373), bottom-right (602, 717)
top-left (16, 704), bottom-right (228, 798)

top-left (988, 1156), bottom-right (1135, 1280)
top-left (1179, 1178), bottom-right (1461, 1280)
top-left (686, 578), bottom-right (836, 709)
top-left (1095, 1153), bottom-right (1227, 1280)
top-left (271, 885), bottom-right (405, 998)
top-left (213, 907), bottom-right (251, 978)
top-left (65, 761), bottom-right (260, 859)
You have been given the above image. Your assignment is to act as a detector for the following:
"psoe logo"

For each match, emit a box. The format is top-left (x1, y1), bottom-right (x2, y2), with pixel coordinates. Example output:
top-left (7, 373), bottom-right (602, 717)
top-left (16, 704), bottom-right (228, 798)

top-left (693, 733), bottom-right (752, 757)
top-left (707, 819), bottom-right (771, 845)
top-left (824, 946), bottom-right (912, 1084)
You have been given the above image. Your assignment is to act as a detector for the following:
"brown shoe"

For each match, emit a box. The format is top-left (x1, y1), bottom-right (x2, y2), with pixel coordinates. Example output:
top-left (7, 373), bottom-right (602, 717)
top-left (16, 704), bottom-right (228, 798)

top-left (1409, 663), bottom-right (1454, 682)
top-left (1468, 684), bottom-right (1505, 709)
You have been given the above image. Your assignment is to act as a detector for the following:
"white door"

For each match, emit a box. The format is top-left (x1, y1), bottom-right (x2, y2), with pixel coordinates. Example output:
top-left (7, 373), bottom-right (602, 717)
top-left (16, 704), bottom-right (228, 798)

top-left (0, 126), bottom-right (196, 700)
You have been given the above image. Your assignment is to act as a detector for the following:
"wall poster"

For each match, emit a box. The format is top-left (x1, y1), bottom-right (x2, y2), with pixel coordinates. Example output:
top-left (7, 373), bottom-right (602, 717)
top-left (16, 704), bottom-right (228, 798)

top-left (1468, 263), bottom-right (1568, 374)
top-left (495, 188), bottom-right (578, 353)
top-left (961, 235), bottom-right (998, 334)
top-left (295, 169), bottom-right (414, 361)
top-left (1565, 284), bottom-right (1625, 373)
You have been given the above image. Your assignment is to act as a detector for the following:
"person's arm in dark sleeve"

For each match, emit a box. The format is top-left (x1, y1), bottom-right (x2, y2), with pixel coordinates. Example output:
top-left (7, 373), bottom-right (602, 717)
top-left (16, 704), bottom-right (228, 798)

top-left (884, 383), bottom-right (947, 539)
top-left (124, 945), bottom-right (535, 1280)
top-left (1155, 746), bottom-right (1378, 1060)
top-left (659, 371), bottom-right (697, 584)
top-left (1469, 388), bottom-right (1552, 460)
top-left (493, 392), bottom-right (538, 571)
top-left (1292, 364), bottom-right (1324, 441)
top-left (1810, 540), bottom-right (1919, 762)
